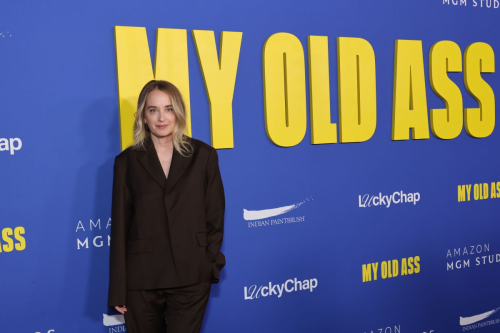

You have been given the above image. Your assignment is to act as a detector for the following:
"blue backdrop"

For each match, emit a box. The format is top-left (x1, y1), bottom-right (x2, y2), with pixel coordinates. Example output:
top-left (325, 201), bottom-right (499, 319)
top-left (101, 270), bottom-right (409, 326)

top-left (1, 0), bottom-right (499, 332)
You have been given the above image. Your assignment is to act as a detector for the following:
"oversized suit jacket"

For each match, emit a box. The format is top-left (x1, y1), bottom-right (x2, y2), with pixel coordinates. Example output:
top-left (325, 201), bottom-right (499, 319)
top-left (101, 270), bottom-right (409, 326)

top-left (107, 136), bottom-right (225, 307)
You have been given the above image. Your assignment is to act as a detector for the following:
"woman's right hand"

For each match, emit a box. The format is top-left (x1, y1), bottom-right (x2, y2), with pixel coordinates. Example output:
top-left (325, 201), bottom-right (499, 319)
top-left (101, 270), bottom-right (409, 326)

top-left (115, 305), bottom-right (127, 314)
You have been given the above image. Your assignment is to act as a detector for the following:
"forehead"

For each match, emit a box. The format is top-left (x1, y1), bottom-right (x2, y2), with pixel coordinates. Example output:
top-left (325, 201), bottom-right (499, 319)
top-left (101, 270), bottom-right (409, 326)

top-left (146, 89), bottom-right (172, 105)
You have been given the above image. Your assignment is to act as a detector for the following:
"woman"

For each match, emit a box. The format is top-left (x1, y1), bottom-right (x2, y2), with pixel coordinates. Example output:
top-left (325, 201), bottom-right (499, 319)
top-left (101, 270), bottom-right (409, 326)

top-left (107, 80), bottom-right (226, 333)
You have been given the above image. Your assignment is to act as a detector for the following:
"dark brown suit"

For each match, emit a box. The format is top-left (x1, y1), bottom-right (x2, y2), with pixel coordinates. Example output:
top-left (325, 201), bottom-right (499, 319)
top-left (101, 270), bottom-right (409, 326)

top-left (107, 135), bottom-right (225, 308)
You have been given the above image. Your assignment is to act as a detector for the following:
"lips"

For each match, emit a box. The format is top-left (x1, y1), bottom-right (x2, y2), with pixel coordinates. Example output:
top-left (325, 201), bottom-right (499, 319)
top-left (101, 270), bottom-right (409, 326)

top-left (156, 125), bottom-right (168, 129)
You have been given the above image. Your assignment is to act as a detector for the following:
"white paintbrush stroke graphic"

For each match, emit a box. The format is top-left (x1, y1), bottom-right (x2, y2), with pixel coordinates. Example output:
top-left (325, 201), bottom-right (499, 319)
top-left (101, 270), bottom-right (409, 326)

top-left (460, 307), bottom-right (500, 326)
top-left (243, 197), bottom-right (311, 221)
top-left (103, 313), bottom-right (125, 327)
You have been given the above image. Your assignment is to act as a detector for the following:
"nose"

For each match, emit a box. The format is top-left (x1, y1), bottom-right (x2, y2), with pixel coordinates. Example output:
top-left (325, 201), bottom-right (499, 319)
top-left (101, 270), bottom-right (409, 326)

top-left (158, 110), bottom-right (165, 122)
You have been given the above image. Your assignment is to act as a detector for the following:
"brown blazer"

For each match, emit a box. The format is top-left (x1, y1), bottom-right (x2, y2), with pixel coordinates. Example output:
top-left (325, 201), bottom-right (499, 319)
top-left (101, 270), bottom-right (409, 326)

top-left (107, 136), bottom-right (225, 307)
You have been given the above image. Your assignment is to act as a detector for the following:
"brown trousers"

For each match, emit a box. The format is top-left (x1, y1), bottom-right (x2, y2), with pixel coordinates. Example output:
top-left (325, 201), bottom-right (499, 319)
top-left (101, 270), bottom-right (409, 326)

top-left (124, 281), bottom-right (212, 333)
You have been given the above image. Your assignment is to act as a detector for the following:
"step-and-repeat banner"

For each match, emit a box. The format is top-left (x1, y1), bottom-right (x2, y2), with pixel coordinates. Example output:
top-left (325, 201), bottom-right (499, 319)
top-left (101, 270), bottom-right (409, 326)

top-left (1, 0), bottom-right (499, 332)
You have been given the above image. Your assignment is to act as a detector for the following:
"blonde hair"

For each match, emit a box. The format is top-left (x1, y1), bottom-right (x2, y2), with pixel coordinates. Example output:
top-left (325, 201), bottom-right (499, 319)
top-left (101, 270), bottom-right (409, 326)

top-left (132, 80), bottom-right (193, 157)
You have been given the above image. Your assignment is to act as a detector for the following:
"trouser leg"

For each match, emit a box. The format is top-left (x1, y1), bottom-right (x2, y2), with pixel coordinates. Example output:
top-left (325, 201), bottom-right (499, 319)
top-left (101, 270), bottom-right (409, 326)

top-left (165, 281), bottom-right (212, 333)
top-left (124, 289), bottom-right (167, 333)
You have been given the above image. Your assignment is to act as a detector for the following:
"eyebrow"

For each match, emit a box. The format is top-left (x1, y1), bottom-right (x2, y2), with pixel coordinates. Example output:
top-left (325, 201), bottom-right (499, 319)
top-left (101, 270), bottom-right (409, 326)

top-left (147, 105), bottom-right (173, 109)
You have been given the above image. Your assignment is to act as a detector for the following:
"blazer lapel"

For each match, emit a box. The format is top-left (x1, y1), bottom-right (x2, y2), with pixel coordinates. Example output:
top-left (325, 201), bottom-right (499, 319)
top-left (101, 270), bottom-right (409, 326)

top-left (137, 138), bottom-right (167, 190)
top-left (137, 137), bottom-right (193, 193)
top-left (165, 143), bottom-right (191, 194)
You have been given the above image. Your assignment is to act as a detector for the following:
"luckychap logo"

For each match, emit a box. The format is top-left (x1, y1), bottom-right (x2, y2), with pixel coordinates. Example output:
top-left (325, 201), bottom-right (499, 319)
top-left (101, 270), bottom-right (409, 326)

top-left (243, 197), bottom-right (311, 228)
top-left (460, 307), bottom-right (500, 330)
top-left (103, 314), bottom-right (126, 332)
top-left (0, 137), bottom-right (22, 155)
top-left (244, 277), bottom-right (318, 300)
top-left (358, 191), bottom-right (420, 208)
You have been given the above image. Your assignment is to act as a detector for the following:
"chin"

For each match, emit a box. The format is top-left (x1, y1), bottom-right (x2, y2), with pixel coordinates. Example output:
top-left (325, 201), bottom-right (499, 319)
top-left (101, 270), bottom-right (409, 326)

top-left (152, 132), bottom-right (173, 138)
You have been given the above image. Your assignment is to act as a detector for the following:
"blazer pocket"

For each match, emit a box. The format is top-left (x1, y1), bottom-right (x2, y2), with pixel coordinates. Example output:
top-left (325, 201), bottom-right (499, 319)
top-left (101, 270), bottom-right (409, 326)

top-left (126, 238), bottom-right (153, 254)
top-left (196, 232), bottom-right (208, 247)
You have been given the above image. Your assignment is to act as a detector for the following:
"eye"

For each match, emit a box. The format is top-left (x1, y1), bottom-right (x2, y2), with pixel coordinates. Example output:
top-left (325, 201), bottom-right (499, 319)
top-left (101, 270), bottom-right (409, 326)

top-left (167, 107), bottom-right (174, 112)
top-left (149, 108), bottom-right (157, 113)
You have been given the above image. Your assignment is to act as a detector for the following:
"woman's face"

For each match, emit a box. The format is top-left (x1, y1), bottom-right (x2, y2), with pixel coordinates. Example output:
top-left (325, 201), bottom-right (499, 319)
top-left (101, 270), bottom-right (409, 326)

top-left (144, 89), bottom-right (177, 140)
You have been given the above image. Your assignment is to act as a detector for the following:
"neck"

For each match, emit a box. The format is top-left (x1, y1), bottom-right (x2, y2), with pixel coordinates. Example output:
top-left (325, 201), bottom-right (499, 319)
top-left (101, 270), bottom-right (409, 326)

top-left (150, 134), bottom-right (174, 151)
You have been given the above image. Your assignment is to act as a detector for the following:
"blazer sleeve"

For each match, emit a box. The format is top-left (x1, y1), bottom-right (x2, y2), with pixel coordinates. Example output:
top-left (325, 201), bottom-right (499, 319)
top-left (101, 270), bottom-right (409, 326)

top-left (107, 156), bottom-right (132, 307)
top-left (204, 148), bottom-right (226, 283)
